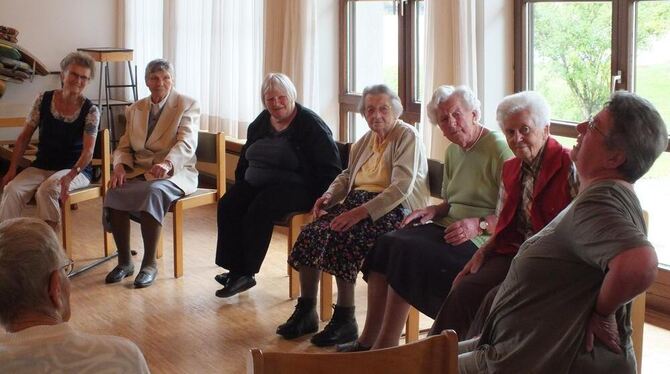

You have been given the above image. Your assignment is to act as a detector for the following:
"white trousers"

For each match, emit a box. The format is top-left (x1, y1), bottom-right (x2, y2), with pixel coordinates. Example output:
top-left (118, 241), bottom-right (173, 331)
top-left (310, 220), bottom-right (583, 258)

top-left (0, 167), bottom-right (91, 223)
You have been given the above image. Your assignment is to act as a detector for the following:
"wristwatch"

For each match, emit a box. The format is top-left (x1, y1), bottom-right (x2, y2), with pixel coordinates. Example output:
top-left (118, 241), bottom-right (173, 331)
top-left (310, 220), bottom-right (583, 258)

top-left (479, 217), bottom-right (489, 233)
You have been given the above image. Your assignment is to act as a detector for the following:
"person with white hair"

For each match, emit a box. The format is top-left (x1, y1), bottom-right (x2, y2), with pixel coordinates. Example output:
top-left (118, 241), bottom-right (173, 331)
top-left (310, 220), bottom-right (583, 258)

top-left (428, 90), bottom-right (578, 340)
top-left (104, 58), bottom-right (199, 288)
top-left (337, 85), bottom-right (513, 352)
top-left (0, 217), bottom-right (149, 373)
top-left (277, 84), bottom-right (429, 347)
top-left (457, 91), bottom-right (667, 373)
top-left (214, 73), bottom-right (341, 298)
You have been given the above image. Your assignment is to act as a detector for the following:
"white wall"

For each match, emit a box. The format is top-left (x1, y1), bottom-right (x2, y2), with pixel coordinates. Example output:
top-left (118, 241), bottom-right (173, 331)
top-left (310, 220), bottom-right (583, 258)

top-left (316, 0), bottom-right (340, 138)
top-left (476, 0), bottom-right (514, 130)
top-left (0, 0), bottom-right (119, 138)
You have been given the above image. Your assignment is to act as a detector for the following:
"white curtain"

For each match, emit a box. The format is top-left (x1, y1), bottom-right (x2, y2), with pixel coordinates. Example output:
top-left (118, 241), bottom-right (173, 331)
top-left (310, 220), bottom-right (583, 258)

top-left (263, 0), bottom-right (319, 109)
top-left (421, 0), bottom-right (478, 159)
top-left (123, 0), bottom-right (264, 138)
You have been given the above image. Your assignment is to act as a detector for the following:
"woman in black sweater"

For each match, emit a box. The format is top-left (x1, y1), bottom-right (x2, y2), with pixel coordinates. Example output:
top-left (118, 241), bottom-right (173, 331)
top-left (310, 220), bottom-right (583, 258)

top-left (214, 73), bottom-right (341, 298)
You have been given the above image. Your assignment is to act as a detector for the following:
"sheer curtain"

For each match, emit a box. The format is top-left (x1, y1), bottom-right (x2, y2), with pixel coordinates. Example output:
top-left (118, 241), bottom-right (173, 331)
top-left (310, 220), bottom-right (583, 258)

top-left (123, 0), bottom-right (264, 138)
top-left (421, 0), bottom-right (478, 159)
top-left (263, 0), bottom-right (319, 109)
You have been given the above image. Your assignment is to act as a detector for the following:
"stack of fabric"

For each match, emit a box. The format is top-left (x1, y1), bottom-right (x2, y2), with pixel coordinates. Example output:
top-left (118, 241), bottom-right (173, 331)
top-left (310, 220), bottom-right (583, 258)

top-left (0, 26), bottom-right (18, 43)
top-left (0, 26), bottom-right (33, 85)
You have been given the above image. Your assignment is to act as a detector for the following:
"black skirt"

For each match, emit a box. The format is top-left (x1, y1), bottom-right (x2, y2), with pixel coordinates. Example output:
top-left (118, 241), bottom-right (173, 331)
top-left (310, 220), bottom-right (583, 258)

top-left (362, 223), bottom-right (478, 318)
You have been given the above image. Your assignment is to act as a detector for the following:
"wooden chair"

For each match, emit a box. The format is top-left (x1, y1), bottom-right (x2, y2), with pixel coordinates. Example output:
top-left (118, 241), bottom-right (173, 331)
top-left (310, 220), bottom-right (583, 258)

top-left (630, 209), bottom-right (649, 373)
top-left (247, 329), bottom-right (458, 374)
top-left (404, 158), bottom-right (444, 343)
top-left (278, 141), bottom-right (350, 321)
top-left (156, 131), bottom-right (226, 277)
top-left (61, 128), bottom-right (113, 259)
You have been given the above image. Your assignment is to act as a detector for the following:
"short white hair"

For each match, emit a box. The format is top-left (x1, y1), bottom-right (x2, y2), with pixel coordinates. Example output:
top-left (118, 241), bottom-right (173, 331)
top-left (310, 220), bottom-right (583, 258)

top-left (426, 85), bottom-right (481, 125)
top-left (496, 91), bottom-right (551, 130)
top-left (0, 217), bottom-right (66, 327)
top-left (357, 84), bottom-right (404, 118)
top-left (261, 73), bottom-right (297, 109)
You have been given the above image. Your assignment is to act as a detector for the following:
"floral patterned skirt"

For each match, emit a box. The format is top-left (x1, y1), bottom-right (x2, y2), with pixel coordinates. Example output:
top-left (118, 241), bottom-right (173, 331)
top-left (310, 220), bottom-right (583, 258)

top-left (288, 190), bottom-right (404, 283)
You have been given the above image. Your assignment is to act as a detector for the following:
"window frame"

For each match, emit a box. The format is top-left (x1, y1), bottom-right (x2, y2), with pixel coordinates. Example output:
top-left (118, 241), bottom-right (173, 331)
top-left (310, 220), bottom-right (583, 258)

top-left (515, 0), bottom-right (670, 313)
top-left (338, 0), bottom-right (424, 141)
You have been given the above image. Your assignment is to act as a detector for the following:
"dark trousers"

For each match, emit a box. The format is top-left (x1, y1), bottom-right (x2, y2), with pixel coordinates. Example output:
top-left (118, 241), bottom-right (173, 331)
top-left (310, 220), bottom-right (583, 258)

top-left (429, 253), bottom-right (513, 340)
top-left (215, 181), bottom-right (314, 275)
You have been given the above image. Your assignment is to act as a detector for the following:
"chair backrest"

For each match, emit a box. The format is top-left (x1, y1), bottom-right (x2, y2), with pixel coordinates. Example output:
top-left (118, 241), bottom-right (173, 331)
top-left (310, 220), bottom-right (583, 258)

top-left (247, 330), bottom-right (457, 374)
top-left (427, 158), bottom-right (443, 198)
top-left (90, 128), bottom-right (111, 194)
top-left (336, 141), bottom-right (351, 170)
top-left (195, 131), bottom-right (226, 199)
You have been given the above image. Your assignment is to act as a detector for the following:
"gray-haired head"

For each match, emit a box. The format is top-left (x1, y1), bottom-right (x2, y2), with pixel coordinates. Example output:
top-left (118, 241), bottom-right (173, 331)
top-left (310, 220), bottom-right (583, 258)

top-left (145, 58), bottom-right (174, 81)
top-left (357, 84), bottom-right (403, 118)
top-left (604, 91), bottom-right (668, 182)
top-left (261, 73), bottom-right (297, 109)
top-left (496, 91), bottom-right (551, 130)
top-left (0, 217), bottom-right (66, 328)
top-left (60, 51), bottom-right (95, 79)
top-left (426, 85), bottom-right (481, 125)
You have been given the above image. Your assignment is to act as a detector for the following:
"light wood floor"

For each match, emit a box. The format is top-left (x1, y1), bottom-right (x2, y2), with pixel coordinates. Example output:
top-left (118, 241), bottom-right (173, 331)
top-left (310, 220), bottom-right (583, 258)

top-left (28, 199), bottom-right (670, 373)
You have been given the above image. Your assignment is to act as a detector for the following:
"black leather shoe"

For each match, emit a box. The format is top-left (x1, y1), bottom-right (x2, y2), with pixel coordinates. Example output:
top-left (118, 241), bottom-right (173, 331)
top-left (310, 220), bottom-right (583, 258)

top-left (336, 340), bottom-right (371, 352)
top-left (311, 305), bottom-right (358, 347)
top-left (133, 268), bottom-right (157, 288)
top-left (105, 266), bottom-right (135, 284)
top-left (215, 275), bottom-right (256, 298)
top-left (277, 297), bottom-right (319, 339)
top-left (214, 272), bottom-right (230, 286)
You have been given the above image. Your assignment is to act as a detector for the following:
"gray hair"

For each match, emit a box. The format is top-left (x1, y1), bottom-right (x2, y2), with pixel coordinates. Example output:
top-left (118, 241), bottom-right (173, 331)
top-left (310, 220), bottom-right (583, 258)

top-left (426, 85), bottom-right (481, 125)
top-left (604, 91), bottom-right (668, 183)
top-left (357, 84), bottom-right (403, 118)
top-left (60, 51), bottom-right (95, 79)
top-left (261, 73), bottom-right (297, 109)
top-left (496, 91), bottom-right (551, 130)
top-left (0, 218), bottom-right (66, 327)
top-left (145, 58), bottom-right (174, 81)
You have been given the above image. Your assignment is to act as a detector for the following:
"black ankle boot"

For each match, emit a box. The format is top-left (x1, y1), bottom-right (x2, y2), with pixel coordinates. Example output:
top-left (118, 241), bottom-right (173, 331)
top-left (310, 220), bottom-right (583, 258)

top-left (310, 305), bottom-right (358, 347)
top-left (277, 297), bottom-right (319, 339)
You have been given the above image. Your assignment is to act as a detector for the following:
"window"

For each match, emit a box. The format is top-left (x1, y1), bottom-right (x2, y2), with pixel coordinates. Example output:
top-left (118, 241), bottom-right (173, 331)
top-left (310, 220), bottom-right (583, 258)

top-left (515, 1), bottom-right (670, 269)
top-left (339, 0), bottom-right (425, 141)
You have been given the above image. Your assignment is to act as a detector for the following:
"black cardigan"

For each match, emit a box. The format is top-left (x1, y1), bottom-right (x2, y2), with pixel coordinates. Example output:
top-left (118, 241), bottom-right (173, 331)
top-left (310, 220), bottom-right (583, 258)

top-left (235, 103), bottom-right (342, 199)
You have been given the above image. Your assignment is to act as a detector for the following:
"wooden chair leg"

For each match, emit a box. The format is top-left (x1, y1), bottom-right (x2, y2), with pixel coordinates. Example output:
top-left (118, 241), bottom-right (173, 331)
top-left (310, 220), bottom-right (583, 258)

top-left (156, 230), bottom-right (164, 259)
top-left (320, 272), bottom-right (333, 321)
top-left (405, 307), bottom-right (420, 343)
top-left (288, 214), bottom-right (308, 298)
top-left (173, 203), bottom-right (184, 278)
top-left (104, 231), bottom-right (114, 257)
top-left (61, 200), bottom-right (73, 259)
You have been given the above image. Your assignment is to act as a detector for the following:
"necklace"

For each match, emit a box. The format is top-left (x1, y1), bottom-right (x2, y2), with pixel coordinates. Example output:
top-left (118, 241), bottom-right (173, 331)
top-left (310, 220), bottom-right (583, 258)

top-left (464, 125), bottom-right (485, 152)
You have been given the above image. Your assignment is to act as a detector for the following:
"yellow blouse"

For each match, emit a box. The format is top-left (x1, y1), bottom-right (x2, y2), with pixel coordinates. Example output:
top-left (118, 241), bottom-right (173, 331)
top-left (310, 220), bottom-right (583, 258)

top-left (353, 131), bottom-right (392, 192)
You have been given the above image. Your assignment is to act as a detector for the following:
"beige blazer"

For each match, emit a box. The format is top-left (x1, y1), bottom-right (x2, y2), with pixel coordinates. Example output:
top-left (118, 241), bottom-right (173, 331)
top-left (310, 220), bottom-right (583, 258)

top-left (113, 90), bottom-right (200, 195)
top-left (325, 120), bottom-right (429, 221)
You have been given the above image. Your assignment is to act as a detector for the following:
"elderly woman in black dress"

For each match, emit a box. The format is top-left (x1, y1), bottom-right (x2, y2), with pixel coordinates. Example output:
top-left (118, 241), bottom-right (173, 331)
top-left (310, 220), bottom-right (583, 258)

top-left (213, 73), bottom-right (341, 298)
top-left (104, 59), bottom-right (199, 288)
top-left (276, 84), bottom-right (429, 347)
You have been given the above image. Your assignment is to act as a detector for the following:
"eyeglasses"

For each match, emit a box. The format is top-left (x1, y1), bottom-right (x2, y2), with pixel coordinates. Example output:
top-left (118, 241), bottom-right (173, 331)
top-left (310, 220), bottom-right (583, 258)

top-left (67, 71), bottom-right (91, 82)
top-left (60, 259), bottom-right (75, 277)
top-left (587, 116), bottom-right (606, 137)
top-left (365, 105), bottom-right (391, 117)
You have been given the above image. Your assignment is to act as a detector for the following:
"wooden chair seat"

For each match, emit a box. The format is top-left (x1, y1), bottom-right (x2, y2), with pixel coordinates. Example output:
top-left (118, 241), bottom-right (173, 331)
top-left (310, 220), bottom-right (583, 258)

top-left (247, 329), bottom-right (458, 374)
top-left (155, 131), bottom-right (225, 278)
top-left (61, 128), bottom-right (113, 259)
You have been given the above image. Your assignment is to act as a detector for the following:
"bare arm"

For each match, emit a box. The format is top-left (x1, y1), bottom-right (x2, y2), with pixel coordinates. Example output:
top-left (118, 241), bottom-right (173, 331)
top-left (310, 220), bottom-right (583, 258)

top-left (585, 246), bottom-right (658, 353)
top-left (59, 133), bottom-right (96, 201)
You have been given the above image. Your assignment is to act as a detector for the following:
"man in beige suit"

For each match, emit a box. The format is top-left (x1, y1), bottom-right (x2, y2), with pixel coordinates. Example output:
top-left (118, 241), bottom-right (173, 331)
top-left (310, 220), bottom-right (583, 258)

top-left (103, 59), bottom-right (200, 288)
